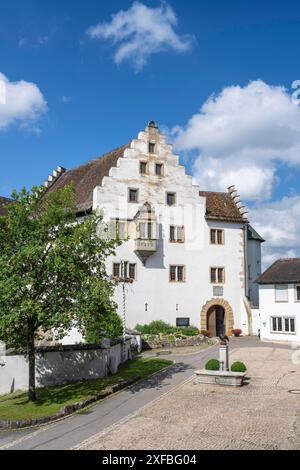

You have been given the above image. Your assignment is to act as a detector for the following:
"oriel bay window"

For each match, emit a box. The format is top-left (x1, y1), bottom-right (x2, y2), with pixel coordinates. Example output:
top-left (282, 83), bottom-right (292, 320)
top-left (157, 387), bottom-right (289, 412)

top-left (170, 265), bottom-right (185, 282)
top-left (110, 219), bottom-right (127, 239)
top-left (139, 221), bottom-right (154, 239)
top-left (210, 267), bottom-right (225, 284)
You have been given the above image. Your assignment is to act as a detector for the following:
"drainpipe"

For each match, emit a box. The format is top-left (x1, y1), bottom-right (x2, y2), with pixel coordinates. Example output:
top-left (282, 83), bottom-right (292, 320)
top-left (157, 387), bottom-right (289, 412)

top-left (243, 222), bottom-right (249, 299)
top-left (243, 222), bottom-right (253, 335)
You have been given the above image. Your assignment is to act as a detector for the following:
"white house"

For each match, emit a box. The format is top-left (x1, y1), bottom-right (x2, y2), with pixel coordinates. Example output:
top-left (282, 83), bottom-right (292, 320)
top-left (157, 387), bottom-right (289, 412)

top-left (257, 258), bottom-right (300, 343)
top-left (44, 121), bottom-right (263, 339)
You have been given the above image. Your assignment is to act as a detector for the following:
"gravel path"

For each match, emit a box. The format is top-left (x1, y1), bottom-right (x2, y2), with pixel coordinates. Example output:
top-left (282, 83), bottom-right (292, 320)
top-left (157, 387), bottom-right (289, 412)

top-left (79, 346), bottom-right (300, 450)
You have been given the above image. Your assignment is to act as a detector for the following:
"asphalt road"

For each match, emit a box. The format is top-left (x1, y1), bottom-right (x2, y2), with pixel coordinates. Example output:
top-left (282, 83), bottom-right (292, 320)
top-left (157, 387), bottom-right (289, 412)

top-left (0, 337), bottom-right (285, 450)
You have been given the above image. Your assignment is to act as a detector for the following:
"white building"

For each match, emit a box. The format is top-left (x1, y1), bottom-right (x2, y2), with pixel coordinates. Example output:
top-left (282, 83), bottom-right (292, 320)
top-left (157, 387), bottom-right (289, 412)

top-left (45, 121), bottom-right (263, 338)
top-left (257, 258), bottom-right (300, 343)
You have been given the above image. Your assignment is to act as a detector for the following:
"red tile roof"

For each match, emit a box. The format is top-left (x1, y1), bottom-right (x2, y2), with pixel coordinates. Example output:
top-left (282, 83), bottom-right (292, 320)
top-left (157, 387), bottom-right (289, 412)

top-left (199, 191), bottom-right (246, 223)
top-left (46, 143), bottom-right (130, 213)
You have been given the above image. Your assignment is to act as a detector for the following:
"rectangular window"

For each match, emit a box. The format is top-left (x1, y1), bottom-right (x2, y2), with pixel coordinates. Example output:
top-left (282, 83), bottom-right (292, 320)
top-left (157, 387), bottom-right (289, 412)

top-left (275, 284), bottom-right (288, 302)
top-left (116, 219), bottom-right (127, 239)
top-left (176, 318), bottom-right (190, 327)
top-left (148, 142), bottom-right (155, 153)
top-left (113, 263), bottom-right (120, 278)
top-left (128, 263), bottom-right (136, 280)
top-left (210, 229), bottom-right (224, 245)
top-left (169, 265), bottom-right (185, 282)
top-left (128, 188), bottom-right (138, 203)
top-left (113, 262), bottom-right (136, 281)
top-left (295, 285), bottom-right (300, 301)
top-left (271, 316), bottom-right (295, 333)
top-left (169, 225), bottom-right (185, 243)
top-left (210, 267), bottom-right (225, 284)
top-left (140, 162), bottom-right (147, 174)
top-left (155, 163), bottom-right (163, 176)
top-left (166, 192), bottom-right (176, 206)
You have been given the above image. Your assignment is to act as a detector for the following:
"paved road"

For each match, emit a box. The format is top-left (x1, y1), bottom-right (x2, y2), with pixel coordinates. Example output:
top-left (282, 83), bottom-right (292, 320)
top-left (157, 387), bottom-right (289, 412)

top-left (0, 337), bottom-right (287, 450)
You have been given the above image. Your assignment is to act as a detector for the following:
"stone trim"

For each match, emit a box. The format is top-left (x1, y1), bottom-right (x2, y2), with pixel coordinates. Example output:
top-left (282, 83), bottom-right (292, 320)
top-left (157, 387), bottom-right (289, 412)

top-left (200, 298), bottom-right (234, 335)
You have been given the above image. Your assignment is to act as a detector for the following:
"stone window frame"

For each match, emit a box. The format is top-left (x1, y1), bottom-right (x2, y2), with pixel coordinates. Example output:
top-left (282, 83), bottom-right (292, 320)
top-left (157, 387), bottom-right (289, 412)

top-left (112, 261), bottom-right (137, 281)
top-left (110, 218), bottom-right (128, 240)
top-left (210, 267), bottom-right (225, 284)
top-left (210, 228), bottom-right (225, 245)
top-left (166, 191), bottom-right (176, 206)
top-left (169, 225), bottom-right (185, 243)
top-left (128, 188), bottom-right (139, 203)
top-left (169, 265), bottom-right (186, 283)
top-left (155, 163), bottom-right (164, 176)
top-left (148, 142), bottom-right (156, 154)
top-left (139, 161), bottom-right (148, 175)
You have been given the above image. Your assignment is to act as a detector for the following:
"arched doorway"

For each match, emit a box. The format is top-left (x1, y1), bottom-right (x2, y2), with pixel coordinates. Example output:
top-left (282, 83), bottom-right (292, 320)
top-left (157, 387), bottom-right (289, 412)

top-left (200, 298), bottom-right (234, 336)
top-left (207, 305), bottom-right (225, 337)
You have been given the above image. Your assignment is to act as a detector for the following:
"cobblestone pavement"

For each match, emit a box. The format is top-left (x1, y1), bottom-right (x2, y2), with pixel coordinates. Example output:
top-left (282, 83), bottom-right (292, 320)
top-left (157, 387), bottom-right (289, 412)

top-left (79, 346), bottom-right (300, 450)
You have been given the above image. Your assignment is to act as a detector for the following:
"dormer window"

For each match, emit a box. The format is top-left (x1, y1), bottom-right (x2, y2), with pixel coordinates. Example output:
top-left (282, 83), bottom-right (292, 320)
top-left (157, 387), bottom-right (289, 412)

top-left (148, 142), bottom-right (155, 153)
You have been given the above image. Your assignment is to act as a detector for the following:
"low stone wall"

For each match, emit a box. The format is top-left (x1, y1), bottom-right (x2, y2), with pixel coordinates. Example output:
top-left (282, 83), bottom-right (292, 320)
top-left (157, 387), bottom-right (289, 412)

top-left (0, 338), bottom-right (131, 396)
top-left (142, 334), bottom-right (212, 350)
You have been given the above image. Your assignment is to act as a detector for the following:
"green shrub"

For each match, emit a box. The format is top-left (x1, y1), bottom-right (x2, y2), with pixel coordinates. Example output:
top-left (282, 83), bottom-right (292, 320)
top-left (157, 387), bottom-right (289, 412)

top-left (230, 361), bottom-right (247, 372)
top-left (135, 321), bottom-right (200, 337)
top-left (135, 320), bottom-right (176, 335)
top-left (205, 359), bottom-right (220, 370)
top-left (177, 326), bottom-right (199, 336)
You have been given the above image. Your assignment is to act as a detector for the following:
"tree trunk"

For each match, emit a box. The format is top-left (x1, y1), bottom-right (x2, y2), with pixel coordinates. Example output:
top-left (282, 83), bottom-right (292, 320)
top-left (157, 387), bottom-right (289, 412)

top-left (27, 323), bottom-right (36, 401)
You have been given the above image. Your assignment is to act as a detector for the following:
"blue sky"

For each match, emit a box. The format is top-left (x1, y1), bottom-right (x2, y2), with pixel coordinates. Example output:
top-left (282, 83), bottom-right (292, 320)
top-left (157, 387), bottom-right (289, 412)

top-left (1, 0), bottom-right (300, 264)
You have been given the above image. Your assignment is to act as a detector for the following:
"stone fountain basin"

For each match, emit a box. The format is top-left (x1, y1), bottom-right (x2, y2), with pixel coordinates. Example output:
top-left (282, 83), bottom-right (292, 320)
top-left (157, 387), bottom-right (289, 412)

top-left (195, 369), bottom-right (246, 387)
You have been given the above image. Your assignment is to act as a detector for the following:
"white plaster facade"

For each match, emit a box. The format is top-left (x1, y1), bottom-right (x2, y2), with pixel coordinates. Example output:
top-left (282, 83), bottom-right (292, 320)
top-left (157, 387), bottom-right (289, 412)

top-left (259, 283), bottom-right (300, 343)
top-left (90, 122), bottom-right (256, 335)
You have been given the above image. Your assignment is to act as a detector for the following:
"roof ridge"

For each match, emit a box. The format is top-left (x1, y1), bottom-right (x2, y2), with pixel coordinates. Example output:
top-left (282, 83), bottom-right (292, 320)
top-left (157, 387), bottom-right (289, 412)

top-left (59, 142), bottom-right (130, 174)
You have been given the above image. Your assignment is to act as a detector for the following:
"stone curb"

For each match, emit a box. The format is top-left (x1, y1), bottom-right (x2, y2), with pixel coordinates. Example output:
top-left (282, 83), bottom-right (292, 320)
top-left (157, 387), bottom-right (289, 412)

top-left (0, 376), bottom-right (141, 430)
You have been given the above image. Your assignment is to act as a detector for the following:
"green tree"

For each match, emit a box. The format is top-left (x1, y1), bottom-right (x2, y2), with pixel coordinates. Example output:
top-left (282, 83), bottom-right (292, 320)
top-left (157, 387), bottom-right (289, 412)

top-left (0, 185), bottom-right (119, 401)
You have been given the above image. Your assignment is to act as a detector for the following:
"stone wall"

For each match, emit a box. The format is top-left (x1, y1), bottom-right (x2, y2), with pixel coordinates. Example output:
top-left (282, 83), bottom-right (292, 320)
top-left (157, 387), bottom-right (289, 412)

top-left (142, 334), bottom-right (212, 350)
top-left (0, 338), bottom-right (131, 396)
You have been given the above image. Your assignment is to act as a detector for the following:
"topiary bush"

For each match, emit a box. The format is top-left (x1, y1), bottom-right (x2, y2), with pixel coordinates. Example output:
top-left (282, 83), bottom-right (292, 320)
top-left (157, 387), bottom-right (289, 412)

top-left (230, 361), bottom-right (247, 372)
top-left (205, 359), bottom-right (220, 370)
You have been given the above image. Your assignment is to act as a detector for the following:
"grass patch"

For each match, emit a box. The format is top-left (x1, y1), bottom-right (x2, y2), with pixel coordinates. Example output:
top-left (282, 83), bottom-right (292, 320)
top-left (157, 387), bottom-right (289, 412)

top-left (0, 357), bottom-right (172, 421)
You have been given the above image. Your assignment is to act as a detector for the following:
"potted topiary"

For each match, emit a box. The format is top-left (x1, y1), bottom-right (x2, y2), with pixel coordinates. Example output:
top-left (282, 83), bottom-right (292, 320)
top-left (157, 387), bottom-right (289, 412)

top-left (232, 328), bottom-right (242, 337)
top-left (205, 359), bottom-right (220, 370)
top-left (230, 361), bottom-right (247, 372)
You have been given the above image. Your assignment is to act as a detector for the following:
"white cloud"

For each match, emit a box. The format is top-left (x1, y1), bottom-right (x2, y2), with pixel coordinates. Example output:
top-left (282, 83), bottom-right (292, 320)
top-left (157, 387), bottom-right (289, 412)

top-left (250, 195), bottom-right (300, 268)
top-left (173, 80), bottom-right (300, 201)
top-left (87, 1), bottom-right (193, 71)
top-left (0, 72), bottom-right (47, 131)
